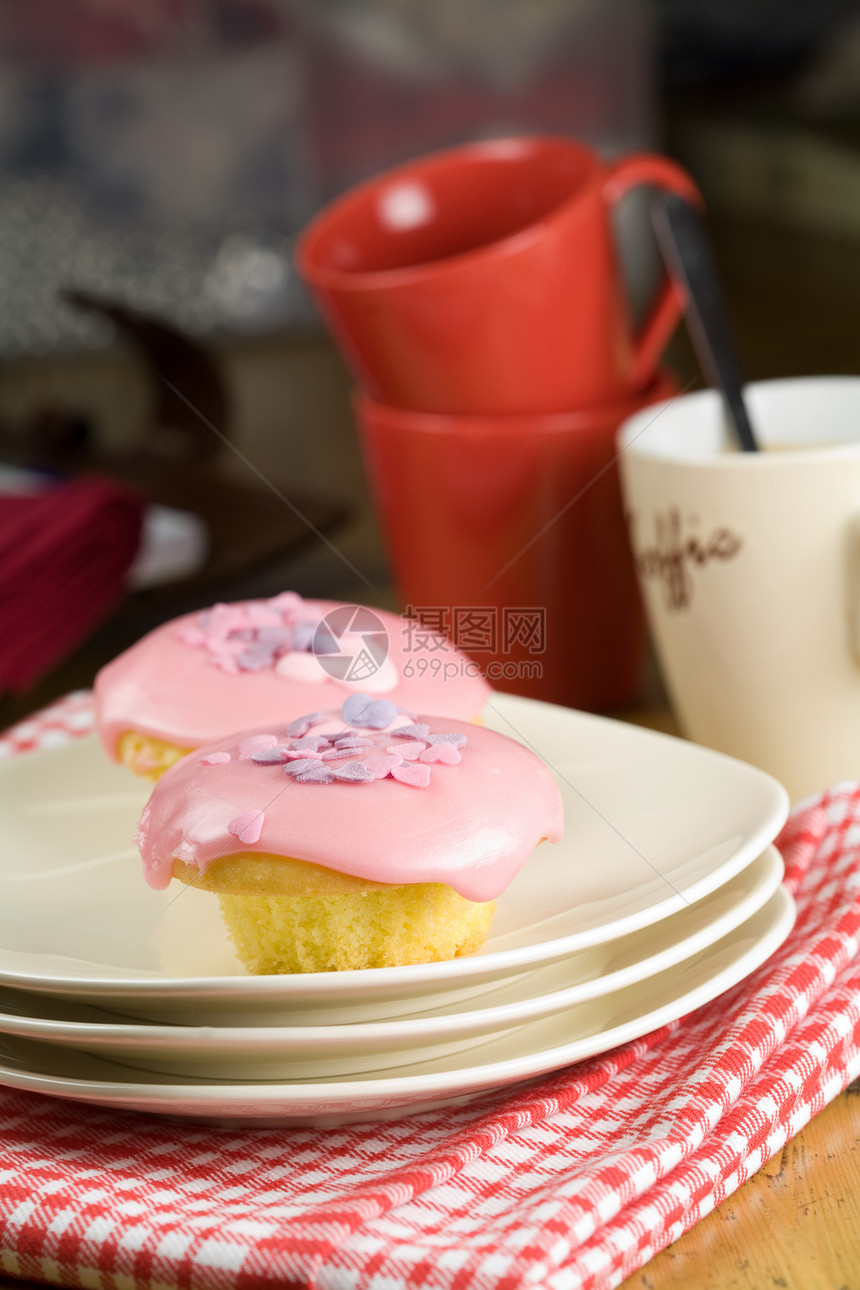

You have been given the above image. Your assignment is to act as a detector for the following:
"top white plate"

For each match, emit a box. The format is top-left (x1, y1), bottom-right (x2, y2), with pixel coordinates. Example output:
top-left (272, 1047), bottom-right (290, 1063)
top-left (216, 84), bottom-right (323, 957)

top-left (0, 694), bottom-right (789, 1023)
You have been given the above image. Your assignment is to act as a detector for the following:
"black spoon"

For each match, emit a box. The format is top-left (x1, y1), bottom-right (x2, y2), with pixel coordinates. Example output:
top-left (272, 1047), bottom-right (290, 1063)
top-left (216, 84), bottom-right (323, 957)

top-left (653, 194), bottom-right (760, 453)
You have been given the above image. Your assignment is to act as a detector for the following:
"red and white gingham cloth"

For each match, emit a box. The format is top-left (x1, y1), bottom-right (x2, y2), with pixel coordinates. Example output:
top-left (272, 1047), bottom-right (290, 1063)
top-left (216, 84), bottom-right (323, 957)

top-left (1, 695), bottom-right (859, 1290)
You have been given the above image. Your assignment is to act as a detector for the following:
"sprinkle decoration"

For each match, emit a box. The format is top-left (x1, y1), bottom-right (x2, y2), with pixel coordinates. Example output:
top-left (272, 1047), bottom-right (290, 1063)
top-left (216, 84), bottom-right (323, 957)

top-left (202, 698), bottom-right (469, 849)
top-left (238, 734), bottom-right (279, 760)
top-left (419, 742), bottom-right (461, 764)
top-left (227, 810), bottom-right (265, 844)
top-left (177, 593), bottom-right (327, 675)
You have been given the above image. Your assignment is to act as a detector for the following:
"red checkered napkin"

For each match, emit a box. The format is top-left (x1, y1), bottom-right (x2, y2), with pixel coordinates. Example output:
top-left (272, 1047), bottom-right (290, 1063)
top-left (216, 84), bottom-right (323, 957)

top-left (1, 697), bottom-right (859, 1290)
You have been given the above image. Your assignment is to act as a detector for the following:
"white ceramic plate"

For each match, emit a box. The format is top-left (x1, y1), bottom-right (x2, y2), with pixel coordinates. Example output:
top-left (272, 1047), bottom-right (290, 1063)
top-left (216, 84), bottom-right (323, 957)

top-left (0, 695), bottom-right (788, 1024)
top-left (0, 888), bottom-right (795, 1124)
top-left (0, 846), bottom-right (784, 1079)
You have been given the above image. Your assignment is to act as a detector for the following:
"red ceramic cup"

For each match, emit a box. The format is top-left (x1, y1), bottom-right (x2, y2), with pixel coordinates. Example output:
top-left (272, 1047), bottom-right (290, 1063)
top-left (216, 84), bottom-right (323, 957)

top-left (356, 370), bottom-right (679, 712)
top-left (298, 137), bottom-right (698, 415)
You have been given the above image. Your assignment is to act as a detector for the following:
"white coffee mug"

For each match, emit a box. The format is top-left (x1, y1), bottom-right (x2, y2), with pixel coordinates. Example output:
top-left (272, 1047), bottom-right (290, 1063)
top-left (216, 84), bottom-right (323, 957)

top-left (618, 376), bottom-right (860, 801)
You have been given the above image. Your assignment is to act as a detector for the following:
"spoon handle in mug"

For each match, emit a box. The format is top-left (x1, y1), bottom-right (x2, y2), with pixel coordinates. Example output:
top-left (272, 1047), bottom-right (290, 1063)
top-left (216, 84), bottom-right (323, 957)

top-left (653, 194), bottom-right (759, 453)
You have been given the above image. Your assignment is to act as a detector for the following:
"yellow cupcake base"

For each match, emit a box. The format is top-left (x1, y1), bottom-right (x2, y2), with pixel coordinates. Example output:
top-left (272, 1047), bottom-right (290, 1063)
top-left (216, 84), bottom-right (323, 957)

top-left (216, 882), bottom-right (495, 974)
top-left (117, 731), bottom-right (190, 780)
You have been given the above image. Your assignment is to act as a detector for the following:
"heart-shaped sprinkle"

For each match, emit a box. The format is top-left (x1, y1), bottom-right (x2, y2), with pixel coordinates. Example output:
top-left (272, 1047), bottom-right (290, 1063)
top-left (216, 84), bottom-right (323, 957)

top-left (238, 734), bottom-right (279, 760)
top-left (283, 757), bottom-right (322, 776)
top-left (294, 763), bottom-right (335, 784)
top-left (333, 760), bottom-right (374, 783)
top-left (426, 732), bottom-right (467, 748)
top-left (210, 652), bottom-right (240, 675)
top-left (391, 762), bottom-right (431, 789)
top-left (227, 810), bottom-right (264, 844)
top-left (200, 751), bottom-right (232, 766)
top-left (364, 755), bottom-right (402, 779)
top-left (283, 747), bottom-right (322, 762)
top-left (340, 694), bottom-right (397, 729)
top-left (245, 603), bottom-right (283, 629)
top-left (386, 741), bottom-right (425, 760)
top-left (288, 736), bottom-right (330, 751)
top-left (268, 590), bottom-right (303, 617)
top-left (236, 647), bottom-right (276, 672)
top-left (177, 627), bottom-right (206, 647)
top-left (333, 736), bottom-right (373, 749)
top-left (340, 695), bottom-right (368, 724)
top-left (419, 742), bottom-right (461, 764)
top-left (251, 746), bottom-right (292, 764)
top-left (289, 621), bottom-right (316, 652)
top-left (319, 748), bottom-right (351, 761)
top-left (391, 723), bottom-right (431, 741)
top-left (286, 711), bottom-right (326, 738)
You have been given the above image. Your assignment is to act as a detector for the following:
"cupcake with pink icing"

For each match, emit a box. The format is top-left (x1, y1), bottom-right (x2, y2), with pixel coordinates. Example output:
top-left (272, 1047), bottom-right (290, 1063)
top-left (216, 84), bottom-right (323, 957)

top-left (135, 693), bottom-right (563, 973)
top-left (94, 592), bottom-right (491, 779)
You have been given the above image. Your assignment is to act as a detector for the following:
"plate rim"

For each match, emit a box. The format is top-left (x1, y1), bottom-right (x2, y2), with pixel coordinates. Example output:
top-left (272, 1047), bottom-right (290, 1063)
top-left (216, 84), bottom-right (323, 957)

top-left (0, 845), bottom-right (785, 1055)
top-left (0, 694), bottom-right (790, 1001)
top-left (0, 887), bottom-right (796, 1116)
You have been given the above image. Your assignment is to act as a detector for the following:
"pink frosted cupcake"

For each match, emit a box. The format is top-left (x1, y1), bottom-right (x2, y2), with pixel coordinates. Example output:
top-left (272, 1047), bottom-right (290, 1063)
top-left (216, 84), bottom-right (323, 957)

top-left (95, 592), bottom-right (491, 778)
top-left (135, 693), bottom-right (563, 973)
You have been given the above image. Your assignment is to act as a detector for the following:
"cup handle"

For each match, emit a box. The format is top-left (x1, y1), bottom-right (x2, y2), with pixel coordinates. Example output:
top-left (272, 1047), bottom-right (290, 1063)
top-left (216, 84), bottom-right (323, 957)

top-left (602, 154), bottom-right (703, 389)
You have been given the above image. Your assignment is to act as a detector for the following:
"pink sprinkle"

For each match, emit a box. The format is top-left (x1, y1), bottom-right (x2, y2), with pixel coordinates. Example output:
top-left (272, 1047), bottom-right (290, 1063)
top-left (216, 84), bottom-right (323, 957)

top-left (208, 604), bottom-right (249, 638)
top-left (387, 741), bottom-right (425, 761)
top-left (210, 652), bottom-right (241, 675)
top-left (177, 627), bottom-right (206, 647)
top-left (200, 751), bottom-right (232, 766)
top-left (391, 762), bottom-right (431, 789)
top-left (364, 754), bottom-right (402, 779)
top-left (419, 742), bottom-right (461, 765)
top-left (268, 591), bottom-right (304, 618)
top-left (238, 734), bottom-right (279, 760)
top-left (284, 747), bottom-right (322, 761)
top-left (227, 810), bottom-right (265, 844)
top-left (245, 602), bottom-right (282, 628)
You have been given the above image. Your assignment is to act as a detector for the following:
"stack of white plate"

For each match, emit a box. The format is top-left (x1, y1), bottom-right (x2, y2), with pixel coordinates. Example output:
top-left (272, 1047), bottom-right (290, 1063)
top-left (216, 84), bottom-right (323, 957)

top-left (0, 695), bottom-right (793, 1126)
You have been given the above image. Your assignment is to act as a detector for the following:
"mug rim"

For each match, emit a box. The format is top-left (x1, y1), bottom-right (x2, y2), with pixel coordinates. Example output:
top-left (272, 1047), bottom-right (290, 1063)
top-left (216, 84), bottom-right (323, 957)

top-left (354, 369), bottom-right (679, 435)
top-left (618, 376), bottom-right (860, 465)
top-left (296, 134), bottom-right (603, 292)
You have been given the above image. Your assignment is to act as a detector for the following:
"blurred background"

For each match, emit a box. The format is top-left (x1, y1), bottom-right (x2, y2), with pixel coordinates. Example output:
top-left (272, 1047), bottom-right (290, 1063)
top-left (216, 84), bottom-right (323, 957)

top-left (2, 0), bottom-right (860, 723)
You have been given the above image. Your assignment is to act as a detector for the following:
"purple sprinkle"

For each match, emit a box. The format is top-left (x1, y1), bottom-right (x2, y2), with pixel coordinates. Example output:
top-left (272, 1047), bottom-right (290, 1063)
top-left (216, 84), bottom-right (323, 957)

top-left (391, 723), bottom-right (431, 741)
top-left (286, 711), bottom-right (327, 738)
top-left (341, 693), bottom-right (373, 725)
top-left (255, 625), bottom-right (292, 650)
top-left (333, 736), bottom-right (373, 749)
top-left (294, 763), bottom-right (336, 784)
top-left (290, 620), bottom-right (318, 652)
top-left (237, 648), bottom-right (276, 671)
top-left (319, 748), bottom-right (350, 761)
top-left (283, 758), bottom-right (322, 777)
top-left (332, 760), bottom-right (374, 783)
top-left (358, 698), bottom-right (398, 729)
top-left (288, 736), bottom-right (330, 751)
top-left (426, 732), bottom-right (467, 748)
top-left (251, 745), bottom-right (291, 764)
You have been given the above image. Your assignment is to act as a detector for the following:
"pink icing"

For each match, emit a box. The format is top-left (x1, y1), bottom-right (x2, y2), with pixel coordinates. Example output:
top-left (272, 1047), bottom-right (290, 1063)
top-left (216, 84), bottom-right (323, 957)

top-left (135, 711), bottom-right (564, 903)
top-left (95, 596), bottom-right (491, 757)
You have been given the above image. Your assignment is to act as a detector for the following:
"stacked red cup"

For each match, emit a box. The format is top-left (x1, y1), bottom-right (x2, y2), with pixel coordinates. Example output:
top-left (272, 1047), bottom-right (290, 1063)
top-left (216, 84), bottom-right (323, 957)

top-left (297, 136), bottom-right (698, 711)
